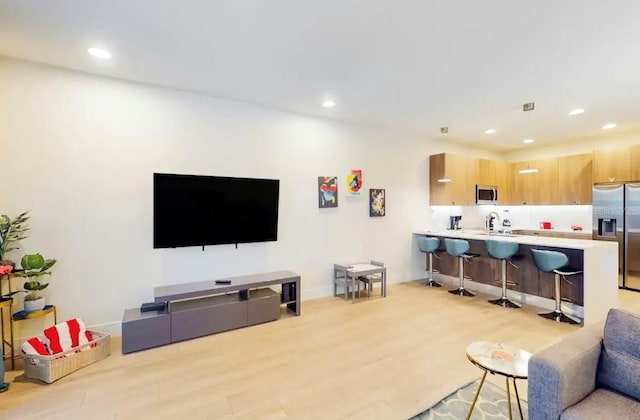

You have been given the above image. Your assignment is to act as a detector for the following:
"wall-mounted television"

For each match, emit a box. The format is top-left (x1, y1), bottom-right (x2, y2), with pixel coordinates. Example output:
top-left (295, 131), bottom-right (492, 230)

top-left (153, 173), bottom-right (280, 248)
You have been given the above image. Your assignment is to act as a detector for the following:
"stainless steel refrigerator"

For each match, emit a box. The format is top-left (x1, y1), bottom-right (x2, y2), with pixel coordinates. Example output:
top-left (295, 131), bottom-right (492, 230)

top-left (593, 183), bottom-right (640, 290)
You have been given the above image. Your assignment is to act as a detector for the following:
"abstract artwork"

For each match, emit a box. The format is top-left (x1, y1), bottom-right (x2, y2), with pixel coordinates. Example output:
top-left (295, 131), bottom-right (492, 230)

top-left (346, 169), bottom-right (363, 197)
top-left (318, 176), bottom-right (338, 208)
top-left (369, 189), bottom-right (385, 217)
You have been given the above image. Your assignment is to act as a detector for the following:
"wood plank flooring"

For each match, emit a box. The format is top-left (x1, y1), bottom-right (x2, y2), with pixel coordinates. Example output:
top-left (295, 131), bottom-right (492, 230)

top-left (1, 281), bottom-right (639, 419)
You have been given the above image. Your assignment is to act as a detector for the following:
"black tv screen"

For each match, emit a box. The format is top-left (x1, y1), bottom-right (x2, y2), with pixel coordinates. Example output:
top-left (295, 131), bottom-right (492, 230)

top-left (154, 173), bottom-right (280, 248)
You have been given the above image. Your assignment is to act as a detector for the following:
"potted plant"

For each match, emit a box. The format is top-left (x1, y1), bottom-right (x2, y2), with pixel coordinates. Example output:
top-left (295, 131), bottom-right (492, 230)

top-left (12, 253), bottom-right (56, 312)
top-left (0, 211), bottom-right (30, 268)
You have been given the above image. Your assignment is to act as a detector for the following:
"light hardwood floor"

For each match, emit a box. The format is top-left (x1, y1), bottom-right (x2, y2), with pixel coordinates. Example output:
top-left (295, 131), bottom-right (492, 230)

top-left (1, 281), bottom-right (639, 420)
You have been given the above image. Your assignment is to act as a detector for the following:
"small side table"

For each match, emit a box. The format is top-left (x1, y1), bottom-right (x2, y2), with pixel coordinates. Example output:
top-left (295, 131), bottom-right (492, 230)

top-left (465, 341), bottom-right (531, 420)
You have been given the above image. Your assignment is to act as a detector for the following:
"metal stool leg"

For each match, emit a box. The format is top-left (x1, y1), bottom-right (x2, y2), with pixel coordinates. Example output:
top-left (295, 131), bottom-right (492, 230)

top-left (449, 257), bottom-right (475, 297)
top-left (538, 274), bottom-right (580, 324)
top-left (489, 259), bottom-right (520, 308)
top-left (425, 252), bottom-right (442, 287)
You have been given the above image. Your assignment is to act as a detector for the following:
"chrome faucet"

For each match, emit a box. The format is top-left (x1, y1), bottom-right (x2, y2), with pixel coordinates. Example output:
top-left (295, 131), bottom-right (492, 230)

top-left (486, 211), bottom-right (500, 232)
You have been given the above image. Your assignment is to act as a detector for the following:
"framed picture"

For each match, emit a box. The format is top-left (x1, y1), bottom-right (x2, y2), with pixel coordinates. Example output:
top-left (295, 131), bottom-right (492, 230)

top-left (346, 169), bottom-right (363, 197)
top-left (318, 176), bottom-right (338, 208)
top-left (369, 189), bottom-right (385, 217)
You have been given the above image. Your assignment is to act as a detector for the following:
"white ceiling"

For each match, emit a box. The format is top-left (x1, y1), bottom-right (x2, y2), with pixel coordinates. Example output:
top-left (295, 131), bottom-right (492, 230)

top-left (2, 0), bottom-right (640, 151)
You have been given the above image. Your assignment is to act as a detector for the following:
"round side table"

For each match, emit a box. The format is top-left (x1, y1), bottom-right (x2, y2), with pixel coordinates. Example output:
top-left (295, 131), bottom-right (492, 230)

top-left (465, 341), bottom-right (531, 420)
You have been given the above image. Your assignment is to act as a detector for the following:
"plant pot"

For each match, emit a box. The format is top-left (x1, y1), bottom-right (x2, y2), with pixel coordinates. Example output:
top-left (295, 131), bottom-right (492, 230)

top-left (24, 296), bottom-right (45, 312)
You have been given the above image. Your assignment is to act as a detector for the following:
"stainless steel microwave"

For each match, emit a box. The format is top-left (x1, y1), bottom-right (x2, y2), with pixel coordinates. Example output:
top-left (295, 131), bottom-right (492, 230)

top-left (476, 185), bottom-right (498, 204)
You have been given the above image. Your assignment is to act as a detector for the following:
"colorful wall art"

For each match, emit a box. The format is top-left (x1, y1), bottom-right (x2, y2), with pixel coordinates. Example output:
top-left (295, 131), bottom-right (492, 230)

top-left (346, 169), bottom-right (363, 197)
top-left (369, 189), bottom-right (385, 217)
top-left (318, 176), bottom-right (338, 208)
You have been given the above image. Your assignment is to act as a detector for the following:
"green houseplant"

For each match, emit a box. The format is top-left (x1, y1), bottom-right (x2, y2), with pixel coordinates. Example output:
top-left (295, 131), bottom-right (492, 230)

top-left (12, 253), bottom-right (56, 312)
top-left (0, 211), bottom-right (30, 267)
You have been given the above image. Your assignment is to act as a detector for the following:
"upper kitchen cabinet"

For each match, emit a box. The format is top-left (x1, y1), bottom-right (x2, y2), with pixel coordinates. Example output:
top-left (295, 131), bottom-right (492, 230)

top-left (477, 159), bottom-right (496, 185)
top-left (532, 158), bottom-right (559, 205)
top-left (558, 153), bottom-right (593, 204)
top-left (511, 158), bottom-right (559, 205)
top-left (511, 161), bottom-right (536, 205)
top-left (630, 145), bottom-right (640, 181)
top-left (429, 153), bottom-right (478, 205)
top-left (594, 146), bottom-right (630, 183)
top-left (495, 161), bottom-right (512, 205)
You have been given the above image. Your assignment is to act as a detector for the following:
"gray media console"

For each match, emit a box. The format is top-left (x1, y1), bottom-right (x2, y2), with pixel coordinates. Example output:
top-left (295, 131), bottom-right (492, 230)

top-left (122, 270), bottom-right (301, 354)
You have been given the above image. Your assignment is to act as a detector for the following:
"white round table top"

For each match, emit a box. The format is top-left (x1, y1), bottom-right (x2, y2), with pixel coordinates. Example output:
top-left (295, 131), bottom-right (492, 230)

top-left (466, 341), bottom-right (532, 379)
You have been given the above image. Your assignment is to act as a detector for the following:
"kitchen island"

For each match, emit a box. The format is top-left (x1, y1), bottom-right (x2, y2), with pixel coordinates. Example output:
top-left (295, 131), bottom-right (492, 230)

top-left (413, 230), bottom-right (619, 325)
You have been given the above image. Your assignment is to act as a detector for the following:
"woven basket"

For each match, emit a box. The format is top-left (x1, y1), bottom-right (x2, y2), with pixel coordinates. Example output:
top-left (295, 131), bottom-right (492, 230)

top-left (23, 330), bottom-right (111, 383)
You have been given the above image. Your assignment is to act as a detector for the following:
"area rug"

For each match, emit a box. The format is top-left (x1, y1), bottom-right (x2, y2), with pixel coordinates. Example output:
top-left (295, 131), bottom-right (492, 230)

top-left (410, 378), bottom-right (529, 419)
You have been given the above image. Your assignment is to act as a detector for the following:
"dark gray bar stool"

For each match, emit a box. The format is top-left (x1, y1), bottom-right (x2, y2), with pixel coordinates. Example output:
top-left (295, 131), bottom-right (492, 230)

top-left (417, 236), bottom-right (443, 287)
top-left (485, 239), bottom-right (521, 308)
top-left (444, 238), bottom-right (479, 297)
top-left (531, 249), bottom-right (582, 324)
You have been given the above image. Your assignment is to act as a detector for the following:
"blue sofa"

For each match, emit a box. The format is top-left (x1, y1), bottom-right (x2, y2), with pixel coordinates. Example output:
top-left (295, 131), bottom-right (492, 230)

top-left (528, 308), bottom-right (640, 419)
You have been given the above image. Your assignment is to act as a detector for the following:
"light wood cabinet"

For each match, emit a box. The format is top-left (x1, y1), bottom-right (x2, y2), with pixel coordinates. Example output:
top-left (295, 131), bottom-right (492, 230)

top-left (558, 153), bottom-right (593, 204)
top-left (510, 158), bottom-right (559, 205)
top-left (630, 145), bottom-right (640, 181)
top-left (428, 151), bottom-right (595, 206)
top-left (511, 161), bottom-right (537, 205)
top-left (429, 153), bottom-right (477, 205)
top-left (594, 146), bottom-right (630, 183)
top-left (532, 158), bottom-right (559, 205)
top-left (477, 159), bottom-right (496, 185)
top-left (495, 161), bottom-right (512, 205)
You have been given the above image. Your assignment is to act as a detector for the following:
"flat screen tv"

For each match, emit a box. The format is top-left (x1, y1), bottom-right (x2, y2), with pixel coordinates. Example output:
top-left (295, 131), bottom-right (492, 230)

top-left (154, 173), bottom-right (280, 248)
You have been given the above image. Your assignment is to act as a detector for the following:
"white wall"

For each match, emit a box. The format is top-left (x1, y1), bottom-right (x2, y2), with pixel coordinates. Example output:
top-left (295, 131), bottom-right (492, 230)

top-left (0, 57), bottom-right (496, 336)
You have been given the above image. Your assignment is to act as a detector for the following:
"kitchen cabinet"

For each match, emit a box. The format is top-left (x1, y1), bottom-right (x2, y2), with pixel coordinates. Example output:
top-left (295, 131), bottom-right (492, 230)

top-left (495, 161), bottom-right (512, 205)
top-left (477, 159), bottom-right (496, 185)
top-left (594, 146), bottom-right (630, 183)
top-left (511, 161), bottom-right (537, 205)
top-left (429, 153), bottom-right (478, 205)
top-left (510, 158), bottom-right (559, 205)
top-left (532, 158), bottom-right (559, 205)
top-left (630, 145), bottom-right (640, 181)
top-left (557, 153), bottom-right (593, 204)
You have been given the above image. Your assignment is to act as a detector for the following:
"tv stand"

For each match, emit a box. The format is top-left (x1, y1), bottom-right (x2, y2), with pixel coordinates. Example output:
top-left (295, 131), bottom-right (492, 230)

top-left (122, 271), bottom-right (301, 354)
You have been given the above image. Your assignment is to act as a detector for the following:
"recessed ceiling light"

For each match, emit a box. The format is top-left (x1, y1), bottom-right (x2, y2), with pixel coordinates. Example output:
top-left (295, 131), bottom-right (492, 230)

top-left (523, 138), bottom-right (535, 144)
top-left (568, 108), bottom-right (584, 116)
top-left (322, 100), bottom-right (336, 108)
top-left (484, 129), bottom-right (496, 135)
top-left (602, 123), bottom-right (617, 130)
top-left (87, 48), bottom-right (112, 59)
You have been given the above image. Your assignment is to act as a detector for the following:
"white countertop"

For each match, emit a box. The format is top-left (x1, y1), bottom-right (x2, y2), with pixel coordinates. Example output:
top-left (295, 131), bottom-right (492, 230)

top-left (413, 229), bottom-right (617, 250)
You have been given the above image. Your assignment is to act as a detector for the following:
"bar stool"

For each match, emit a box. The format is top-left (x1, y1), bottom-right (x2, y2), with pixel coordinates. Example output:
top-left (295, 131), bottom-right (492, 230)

top-left (417, 236), bottom-right (442, 287)
top-left (485, 240), bottom-right (521, 308)
top-left (444, 238), bottom-right (479, 297)
top-left (531, 249), bottom-right (582, 324)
